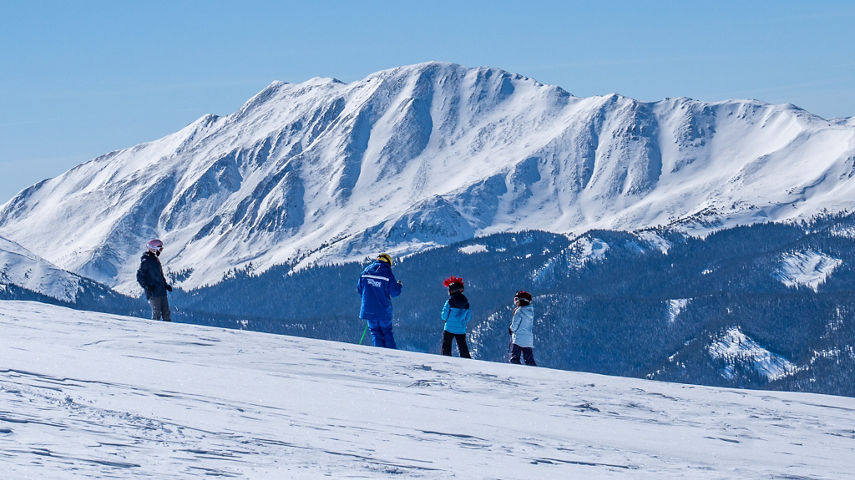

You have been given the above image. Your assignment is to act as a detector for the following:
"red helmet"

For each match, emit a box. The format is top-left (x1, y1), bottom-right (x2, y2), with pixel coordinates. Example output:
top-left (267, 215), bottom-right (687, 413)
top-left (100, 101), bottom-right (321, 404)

top-left (514, 290), bottom-right (532, 303)
top-left (147, 239), bottom-right (164, 251)
top-left (443, 276), bottom-right (464, 292)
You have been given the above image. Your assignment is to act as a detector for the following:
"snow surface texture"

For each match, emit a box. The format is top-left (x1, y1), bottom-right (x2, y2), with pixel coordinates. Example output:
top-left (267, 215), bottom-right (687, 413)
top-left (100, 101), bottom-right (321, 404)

top-left (0, 235), bottom-right (83, 302)
top-left (774, 250), bottom-right (843, 292)
top-left (1, 62), bottom-right (855, 294)
top-left (1, 301), bottom-right (854, 479)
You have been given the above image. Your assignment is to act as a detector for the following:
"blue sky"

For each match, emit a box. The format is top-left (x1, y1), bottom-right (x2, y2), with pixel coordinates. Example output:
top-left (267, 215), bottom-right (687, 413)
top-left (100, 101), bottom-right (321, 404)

top-left (1, 1), bottom-right (853, 201)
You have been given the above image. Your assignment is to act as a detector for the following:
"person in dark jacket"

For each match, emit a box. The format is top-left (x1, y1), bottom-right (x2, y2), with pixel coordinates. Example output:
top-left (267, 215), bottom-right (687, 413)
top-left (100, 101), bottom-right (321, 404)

top-left (440, 276), bottom-right (472, 358)
top-left (136, 239), bottom-right (173, 322)
top-left (357, 253), bottom-right (402, 348)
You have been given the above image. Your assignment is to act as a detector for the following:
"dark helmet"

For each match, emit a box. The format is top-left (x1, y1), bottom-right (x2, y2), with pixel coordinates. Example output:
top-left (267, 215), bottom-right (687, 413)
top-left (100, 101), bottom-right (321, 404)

top-left (514, 290), bottom-right (532, 305)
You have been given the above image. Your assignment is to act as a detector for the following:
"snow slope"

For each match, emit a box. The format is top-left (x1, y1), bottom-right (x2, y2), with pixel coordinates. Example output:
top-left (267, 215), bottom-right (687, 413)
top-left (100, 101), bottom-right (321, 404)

top-left (774, 250), bottom-right (843, 292)
top-left (1, 62), bottom-right (854, 292)
top-left (0, 235), bottom-right (85, 302)
top-left (708, 327), bottom-right (798, 381)
top-left (1, 301), bottom-right (854, 479)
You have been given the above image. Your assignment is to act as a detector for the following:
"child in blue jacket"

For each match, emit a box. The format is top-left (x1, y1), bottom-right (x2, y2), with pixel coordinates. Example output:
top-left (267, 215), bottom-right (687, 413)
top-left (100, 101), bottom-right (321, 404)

top-left (508, 290), bottom-right (536, 366)
top-left (440, 276), bottom-right (471, 358)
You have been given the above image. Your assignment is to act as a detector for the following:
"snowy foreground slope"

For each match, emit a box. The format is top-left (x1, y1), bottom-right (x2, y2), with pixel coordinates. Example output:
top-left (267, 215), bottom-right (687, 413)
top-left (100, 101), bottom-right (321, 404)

top-left (2, 301), bottom-right (854, 479)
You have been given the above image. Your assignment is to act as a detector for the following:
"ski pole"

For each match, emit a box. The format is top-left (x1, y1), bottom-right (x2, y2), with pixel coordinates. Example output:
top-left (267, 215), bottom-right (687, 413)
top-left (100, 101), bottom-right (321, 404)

top-left (359, 324), bottom-right (368, 345)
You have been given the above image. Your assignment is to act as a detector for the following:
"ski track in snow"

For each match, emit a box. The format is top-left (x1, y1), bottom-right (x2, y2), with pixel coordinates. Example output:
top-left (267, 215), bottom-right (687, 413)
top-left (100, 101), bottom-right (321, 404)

top-left (1, 301), bottom-right (854, 479)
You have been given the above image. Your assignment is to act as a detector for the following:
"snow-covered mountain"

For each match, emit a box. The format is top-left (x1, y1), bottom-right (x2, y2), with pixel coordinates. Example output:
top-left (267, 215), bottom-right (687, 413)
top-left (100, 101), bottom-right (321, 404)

top-left (2, 62), bottom-right (854, 292)
top-left (2, 300), bottom-right (854, 479)
top-left (0, 234), bottom-right (145, 318)
top-left (0, 234), bottom-right (95, 302)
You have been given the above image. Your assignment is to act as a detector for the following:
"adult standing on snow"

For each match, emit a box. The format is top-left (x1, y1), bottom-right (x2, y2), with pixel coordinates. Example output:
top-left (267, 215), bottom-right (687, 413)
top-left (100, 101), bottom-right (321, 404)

top-left (508, 290), bottom-right (536, 366)
top-left (136, 239), bottom-right (173, 322)
top-left (357, 253), bottom-right (402, 348)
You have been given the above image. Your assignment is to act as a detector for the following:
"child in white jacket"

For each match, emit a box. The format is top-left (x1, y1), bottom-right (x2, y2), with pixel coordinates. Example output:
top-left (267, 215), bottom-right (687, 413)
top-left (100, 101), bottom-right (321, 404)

top-left (508, 290), bottom-right (536, 366)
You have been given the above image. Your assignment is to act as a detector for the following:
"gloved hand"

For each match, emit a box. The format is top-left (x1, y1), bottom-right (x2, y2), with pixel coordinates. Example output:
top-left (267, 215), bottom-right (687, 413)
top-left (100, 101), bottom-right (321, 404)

top-left (397, 280), bottom-right (403, 287)
top-left (508, 327), bottom-right (514, 335)
top-left (166, 284), bottom-right (173, 292)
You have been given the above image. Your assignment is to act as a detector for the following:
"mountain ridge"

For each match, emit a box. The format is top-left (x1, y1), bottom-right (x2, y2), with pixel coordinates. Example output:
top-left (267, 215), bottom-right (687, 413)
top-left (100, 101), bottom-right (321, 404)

top-left (2, 61), bottom-right (854, 293)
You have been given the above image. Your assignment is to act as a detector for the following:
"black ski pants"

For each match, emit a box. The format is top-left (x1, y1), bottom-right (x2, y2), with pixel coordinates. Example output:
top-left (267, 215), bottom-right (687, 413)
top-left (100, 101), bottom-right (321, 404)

top-left (441, 330), bottom-right (471, 358)
top-left (510, 344), bottom-right (536, 366)
top-left (149, 295), bottom-right (172, 322)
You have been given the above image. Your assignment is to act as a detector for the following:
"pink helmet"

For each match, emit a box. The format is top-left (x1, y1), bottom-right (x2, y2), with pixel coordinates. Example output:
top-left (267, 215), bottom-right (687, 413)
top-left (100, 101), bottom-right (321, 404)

top-left (147, 239), bottom-right (164, 251)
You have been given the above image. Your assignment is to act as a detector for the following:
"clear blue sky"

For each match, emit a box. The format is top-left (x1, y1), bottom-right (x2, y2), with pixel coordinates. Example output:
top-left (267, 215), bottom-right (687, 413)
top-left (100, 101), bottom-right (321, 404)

top-left (1, 1), bottom-right (853, 201)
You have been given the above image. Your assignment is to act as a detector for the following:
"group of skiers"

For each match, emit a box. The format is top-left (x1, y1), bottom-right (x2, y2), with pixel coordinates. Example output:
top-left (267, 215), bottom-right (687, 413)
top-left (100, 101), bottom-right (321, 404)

top-left (137, 241), bottom-right (536, 366)
top-left (357, 253), bottom-right (536, 366)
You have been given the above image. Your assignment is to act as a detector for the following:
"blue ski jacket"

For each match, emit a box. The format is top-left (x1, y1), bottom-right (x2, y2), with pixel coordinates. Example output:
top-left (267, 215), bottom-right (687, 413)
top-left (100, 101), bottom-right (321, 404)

top-left (441, 291), bottom-right (471, 335)
top-left (509, 304), bottom-right (534, 348)
top-left (357, 261), bottom-right (402, 321)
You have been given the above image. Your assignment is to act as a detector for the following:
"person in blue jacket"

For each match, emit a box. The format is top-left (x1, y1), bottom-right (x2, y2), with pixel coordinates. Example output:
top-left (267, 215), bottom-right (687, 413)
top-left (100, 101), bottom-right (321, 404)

top-left (440, 276), bottom-right (472, 358)
top-left (357, 253), bottom-right (403, 348)
top-left (508, 290), bottom-right (536, 366)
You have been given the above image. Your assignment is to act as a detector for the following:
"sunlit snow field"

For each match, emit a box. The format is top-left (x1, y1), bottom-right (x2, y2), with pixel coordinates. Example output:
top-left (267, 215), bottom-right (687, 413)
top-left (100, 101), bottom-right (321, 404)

top-left (1, 301), bottom-right (854, 479)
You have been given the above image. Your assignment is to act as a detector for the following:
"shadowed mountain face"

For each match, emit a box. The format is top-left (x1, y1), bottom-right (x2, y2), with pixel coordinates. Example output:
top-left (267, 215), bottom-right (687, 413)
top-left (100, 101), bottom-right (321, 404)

top-left (1, 62), bottom-right (854, 292)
